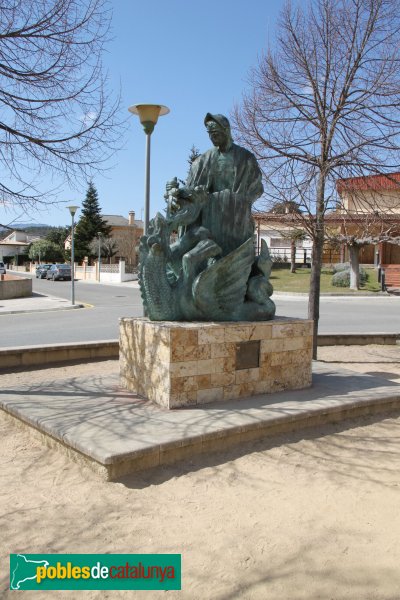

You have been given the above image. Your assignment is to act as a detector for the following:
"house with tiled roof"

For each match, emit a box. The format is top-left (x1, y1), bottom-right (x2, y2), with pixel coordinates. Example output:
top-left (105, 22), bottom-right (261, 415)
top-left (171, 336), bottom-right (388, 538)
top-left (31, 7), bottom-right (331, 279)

top-left (336, 172), bottom-right (400, 214)
top-left (102, 211), bottom-right (144, 266)
top-left (254, 172), bottom-right (400, 266)
top-left (0, 229), bottom-right (41, 263)
top-left (335, 172), bottom-right (400, 264)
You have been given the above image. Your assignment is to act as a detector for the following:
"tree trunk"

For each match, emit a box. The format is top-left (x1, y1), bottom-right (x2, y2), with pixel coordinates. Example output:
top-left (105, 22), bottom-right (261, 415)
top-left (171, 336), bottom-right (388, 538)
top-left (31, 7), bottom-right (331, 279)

top-left (349, 245), bottom-right (360, 290)
top-left (308, 235), bottom-right (324, 359)
top-left (290, 240), bottom-right (296, 273)
top-left (308, 172), bottom-right (326, 360)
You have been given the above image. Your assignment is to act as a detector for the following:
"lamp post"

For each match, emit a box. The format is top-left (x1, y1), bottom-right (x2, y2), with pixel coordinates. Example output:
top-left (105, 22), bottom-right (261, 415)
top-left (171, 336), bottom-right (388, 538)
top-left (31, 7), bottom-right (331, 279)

top-left (67, 205), bottom-right (79, 305)
top-left (128, 103), bottom-right (170, 235)
top-left (97, 231), bottom-right (102, 282)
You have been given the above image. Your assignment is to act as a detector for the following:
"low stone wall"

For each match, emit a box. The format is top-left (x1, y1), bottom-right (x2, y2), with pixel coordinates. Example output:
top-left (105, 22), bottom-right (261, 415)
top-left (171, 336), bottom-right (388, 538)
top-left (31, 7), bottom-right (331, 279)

top-left (318, 333), bottom-right (400, 345)
top-left (0, 275), bottom-right (32, 300)
top-left (120, 317), bottom-right (313, 409)
top-left (0, 340), bottom-right (118, 369)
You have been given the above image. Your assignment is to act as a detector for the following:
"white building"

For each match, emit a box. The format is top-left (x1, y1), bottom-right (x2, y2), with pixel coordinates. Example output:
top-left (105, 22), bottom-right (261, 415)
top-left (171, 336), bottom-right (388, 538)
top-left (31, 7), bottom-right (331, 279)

top-left (0, 230), bottom-right (40, 262)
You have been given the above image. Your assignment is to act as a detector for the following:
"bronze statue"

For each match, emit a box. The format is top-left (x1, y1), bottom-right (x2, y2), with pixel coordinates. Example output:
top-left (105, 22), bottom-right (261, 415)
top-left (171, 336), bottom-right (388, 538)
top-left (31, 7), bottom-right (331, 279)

top-left (138, 113), bottom-right (275, 322)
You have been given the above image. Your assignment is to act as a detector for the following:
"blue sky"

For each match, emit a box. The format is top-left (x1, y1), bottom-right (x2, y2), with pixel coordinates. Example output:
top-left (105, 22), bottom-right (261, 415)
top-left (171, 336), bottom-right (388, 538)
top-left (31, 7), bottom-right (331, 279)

top-left (0, 0), bottom-right (283, 228)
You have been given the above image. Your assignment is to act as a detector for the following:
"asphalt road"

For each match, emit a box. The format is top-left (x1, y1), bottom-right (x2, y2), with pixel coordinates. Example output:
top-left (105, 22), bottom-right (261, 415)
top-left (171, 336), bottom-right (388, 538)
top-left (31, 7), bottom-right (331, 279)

top-left (0, 274), bottom-right (399, 348)
top-left (275, 294), bottom-right (400, 334)
top-left (0, 275), bottom-right (143, 348)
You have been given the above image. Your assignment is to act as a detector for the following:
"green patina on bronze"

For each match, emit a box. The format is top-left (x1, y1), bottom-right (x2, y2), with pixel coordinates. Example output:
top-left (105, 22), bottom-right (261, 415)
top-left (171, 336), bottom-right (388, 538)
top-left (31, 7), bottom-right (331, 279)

top-left (138, 113), bottom-right (275, 321)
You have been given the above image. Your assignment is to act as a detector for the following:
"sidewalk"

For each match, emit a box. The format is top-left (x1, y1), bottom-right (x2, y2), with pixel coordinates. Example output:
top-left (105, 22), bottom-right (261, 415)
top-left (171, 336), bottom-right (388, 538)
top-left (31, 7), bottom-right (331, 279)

top-left (0, 292), bottom-right (83, 315)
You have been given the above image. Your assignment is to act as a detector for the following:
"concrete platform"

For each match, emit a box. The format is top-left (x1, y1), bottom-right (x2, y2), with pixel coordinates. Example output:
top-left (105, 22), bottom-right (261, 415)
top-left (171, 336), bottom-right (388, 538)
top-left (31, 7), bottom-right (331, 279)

top-left (1, 363), bottom-right (399, 480)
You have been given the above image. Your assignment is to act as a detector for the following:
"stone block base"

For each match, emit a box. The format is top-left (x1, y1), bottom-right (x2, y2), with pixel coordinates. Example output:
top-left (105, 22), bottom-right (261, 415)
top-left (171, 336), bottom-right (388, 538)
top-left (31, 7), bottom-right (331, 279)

top-left (119, 317), bottom-right (313, 409)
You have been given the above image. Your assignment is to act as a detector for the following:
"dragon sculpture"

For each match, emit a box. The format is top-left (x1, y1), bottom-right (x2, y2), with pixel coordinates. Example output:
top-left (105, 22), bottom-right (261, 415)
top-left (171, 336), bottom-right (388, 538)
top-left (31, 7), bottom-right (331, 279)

top-left (138, 178), bottom-right (276, 322)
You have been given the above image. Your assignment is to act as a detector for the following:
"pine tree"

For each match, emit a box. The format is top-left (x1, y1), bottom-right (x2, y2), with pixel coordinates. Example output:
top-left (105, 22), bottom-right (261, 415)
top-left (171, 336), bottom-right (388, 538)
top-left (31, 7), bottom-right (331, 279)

top-left (74, 182), bottom-right (111, 262)
top-left (187, 145), bottom-right (201, 176)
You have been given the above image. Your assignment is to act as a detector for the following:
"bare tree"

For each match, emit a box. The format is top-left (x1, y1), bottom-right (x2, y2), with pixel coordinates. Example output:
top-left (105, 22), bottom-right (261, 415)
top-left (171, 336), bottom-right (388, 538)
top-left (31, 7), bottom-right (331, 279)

top-left (0, 0), bottom-right (125, 211)
top-left (114, 227), bottom-right (141, 266)
top-left (270, 200), bottom-right (306, 272)
top-left (100, 236), bottom-right (118, 264)
top-left (233, 0), bottom-right (400, 357)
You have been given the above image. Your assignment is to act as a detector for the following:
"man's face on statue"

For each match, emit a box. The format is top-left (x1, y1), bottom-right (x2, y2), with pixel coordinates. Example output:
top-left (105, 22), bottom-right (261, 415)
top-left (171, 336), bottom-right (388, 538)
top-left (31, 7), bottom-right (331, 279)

top-left (206, 122), bottom-right (228, 149)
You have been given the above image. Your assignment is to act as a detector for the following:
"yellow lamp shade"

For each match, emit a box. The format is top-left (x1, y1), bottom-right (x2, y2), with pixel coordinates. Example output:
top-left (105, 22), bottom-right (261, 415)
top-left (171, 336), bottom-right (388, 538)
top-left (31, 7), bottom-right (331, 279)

top-left (128, 104), bottom-right (170, 125)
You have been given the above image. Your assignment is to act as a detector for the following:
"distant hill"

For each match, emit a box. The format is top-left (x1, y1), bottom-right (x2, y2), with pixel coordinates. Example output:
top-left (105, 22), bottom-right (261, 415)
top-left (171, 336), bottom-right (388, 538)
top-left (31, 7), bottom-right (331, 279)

top-left (6, 222), bottom-right (49, 229)
top-left (0, 223), bottom-right (54, 238)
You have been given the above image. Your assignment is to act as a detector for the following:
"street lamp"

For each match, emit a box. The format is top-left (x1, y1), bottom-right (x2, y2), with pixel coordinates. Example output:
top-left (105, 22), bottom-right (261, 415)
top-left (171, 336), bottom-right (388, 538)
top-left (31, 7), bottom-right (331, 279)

top-left (128, 103), bottom-right (170, 235)
top-left (67, 205), bottom-right (79, 305)
top-left (97, 231), bottom-right (102, 282)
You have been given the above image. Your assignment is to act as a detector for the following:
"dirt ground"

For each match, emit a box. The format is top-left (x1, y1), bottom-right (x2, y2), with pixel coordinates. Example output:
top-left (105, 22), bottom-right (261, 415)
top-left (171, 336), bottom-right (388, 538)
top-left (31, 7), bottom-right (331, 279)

top-left (317, 344), bottom-right (400, 382)
top-left (1, 345), bottom-right (400, 600)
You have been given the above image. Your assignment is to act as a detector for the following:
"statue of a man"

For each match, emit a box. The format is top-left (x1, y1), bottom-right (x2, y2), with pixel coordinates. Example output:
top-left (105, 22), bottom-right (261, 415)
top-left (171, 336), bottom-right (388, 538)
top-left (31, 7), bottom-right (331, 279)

top-left (139, 112), bottom-right (274, 322)
top-left (186, 113), bottom-right (264, 256)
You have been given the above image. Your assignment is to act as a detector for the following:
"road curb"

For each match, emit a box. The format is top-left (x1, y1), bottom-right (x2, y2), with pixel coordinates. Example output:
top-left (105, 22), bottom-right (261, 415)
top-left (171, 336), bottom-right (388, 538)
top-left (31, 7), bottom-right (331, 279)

top-left (0, 303), bottom-right (83, 316)
top-left (274, 291), bottom-right (390, 297)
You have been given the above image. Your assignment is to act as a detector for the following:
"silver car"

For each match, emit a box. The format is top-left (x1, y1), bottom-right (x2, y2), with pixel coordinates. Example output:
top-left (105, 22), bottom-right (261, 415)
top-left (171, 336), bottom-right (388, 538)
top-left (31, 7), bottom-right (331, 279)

top-left (0, 261), bottom-right (6, 275)
top-left (46, 263), bottom-right (71, 281)
top-left (35, 263), bottom-right (52, 278)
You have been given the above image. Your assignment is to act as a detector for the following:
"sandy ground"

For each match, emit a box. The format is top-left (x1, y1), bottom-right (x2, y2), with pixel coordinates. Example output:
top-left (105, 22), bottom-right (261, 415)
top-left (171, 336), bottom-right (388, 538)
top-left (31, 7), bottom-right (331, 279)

top-left (317, 344), bottom-right (400, 383)
top-left (1, 346), bottom-right (400, 600)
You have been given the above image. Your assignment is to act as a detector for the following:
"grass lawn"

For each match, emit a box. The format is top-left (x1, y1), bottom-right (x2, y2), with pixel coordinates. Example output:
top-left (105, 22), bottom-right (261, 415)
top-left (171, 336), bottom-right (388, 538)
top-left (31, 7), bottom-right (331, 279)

top-left (270, 267), bottom-right (381, 293)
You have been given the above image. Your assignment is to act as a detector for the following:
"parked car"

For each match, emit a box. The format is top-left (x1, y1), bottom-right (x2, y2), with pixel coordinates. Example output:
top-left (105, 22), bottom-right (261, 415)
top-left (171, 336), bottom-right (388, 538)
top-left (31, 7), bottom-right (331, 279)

top-left (46, 264), bottom-right (71, 281)
top-left (0, 261), bottom-right (6, 275)
top-left (35, 264), bottom-right (52, 279)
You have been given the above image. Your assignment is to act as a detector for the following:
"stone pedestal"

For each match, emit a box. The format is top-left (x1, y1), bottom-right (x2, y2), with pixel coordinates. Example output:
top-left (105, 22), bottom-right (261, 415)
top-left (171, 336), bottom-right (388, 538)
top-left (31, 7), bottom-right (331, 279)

top-left (120, 317), bottom-right (313, 409)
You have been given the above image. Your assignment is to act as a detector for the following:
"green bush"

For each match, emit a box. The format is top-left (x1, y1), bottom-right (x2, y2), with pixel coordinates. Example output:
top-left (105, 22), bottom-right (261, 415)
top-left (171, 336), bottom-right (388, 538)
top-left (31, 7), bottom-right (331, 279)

top-left (332, 270), bottom-right (350, 287)
top-left (331, 268), bottom-right (367, 287)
